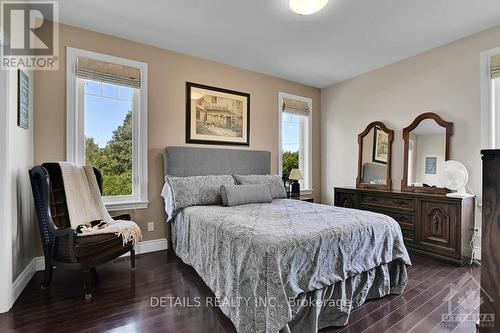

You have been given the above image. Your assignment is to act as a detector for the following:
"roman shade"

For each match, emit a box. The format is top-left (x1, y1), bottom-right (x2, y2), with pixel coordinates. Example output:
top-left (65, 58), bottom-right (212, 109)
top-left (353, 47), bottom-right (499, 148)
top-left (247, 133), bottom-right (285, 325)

top-left (76, 57), bottom-right (141, 88)
top-left (491, 54), bottom-right (500, 79)
top-left (282, 97), bottom-right (310, 116)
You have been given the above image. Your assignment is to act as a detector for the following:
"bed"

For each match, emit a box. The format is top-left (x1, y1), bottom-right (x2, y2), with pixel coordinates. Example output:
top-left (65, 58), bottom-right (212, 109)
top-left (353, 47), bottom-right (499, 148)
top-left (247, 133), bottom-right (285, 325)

top-left (162, 146), bottom-right (411, 333)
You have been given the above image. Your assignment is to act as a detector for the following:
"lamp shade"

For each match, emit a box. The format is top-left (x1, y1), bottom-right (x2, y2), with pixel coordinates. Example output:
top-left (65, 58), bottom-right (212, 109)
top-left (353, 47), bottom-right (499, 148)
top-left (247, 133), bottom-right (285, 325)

top-left (289, 169), bottom-right (303, 180)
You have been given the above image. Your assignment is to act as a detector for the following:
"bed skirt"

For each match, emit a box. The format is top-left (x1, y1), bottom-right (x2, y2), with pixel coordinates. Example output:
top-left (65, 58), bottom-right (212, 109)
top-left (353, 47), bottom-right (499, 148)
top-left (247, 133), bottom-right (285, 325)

top-left (280, 260), bottom-right (408, 333)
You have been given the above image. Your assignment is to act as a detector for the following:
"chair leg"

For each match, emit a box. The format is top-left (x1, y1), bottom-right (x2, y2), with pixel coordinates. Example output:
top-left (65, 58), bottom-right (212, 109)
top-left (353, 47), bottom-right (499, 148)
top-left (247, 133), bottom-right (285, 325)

top-left (82, 270), bottom-right (92, 300)
top-left (130, 248), bottom-right (135, 270)
top-left (41, 259), bottom-right (53, 289)
top-left (90, 267), bottom-right (99, 285)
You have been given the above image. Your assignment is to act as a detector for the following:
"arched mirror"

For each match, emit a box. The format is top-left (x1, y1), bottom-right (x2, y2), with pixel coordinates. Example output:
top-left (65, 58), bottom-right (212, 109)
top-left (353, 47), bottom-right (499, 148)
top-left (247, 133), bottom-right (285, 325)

top-left (402, 112), bottom-right (453, 194)
top-left (356, 121), bottom-right (394, 190)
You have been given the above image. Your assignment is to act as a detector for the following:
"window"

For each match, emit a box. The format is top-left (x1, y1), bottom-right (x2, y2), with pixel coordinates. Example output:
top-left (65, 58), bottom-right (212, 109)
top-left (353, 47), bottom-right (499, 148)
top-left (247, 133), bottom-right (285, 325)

top-left (481, 48), bottom-right (500, 149)
top-left (67, 48), bottom-right (148, 211)
top-left (279, 92), bottom-right (312, 192)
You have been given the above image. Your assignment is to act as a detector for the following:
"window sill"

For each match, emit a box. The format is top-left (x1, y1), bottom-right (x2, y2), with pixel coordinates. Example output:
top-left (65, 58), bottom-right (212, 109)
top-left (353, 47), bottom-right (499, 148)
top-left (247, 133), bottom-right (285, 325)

top-left (105, 200), bottom-right (149, 212)
top-left (301, 189), bottom-right (313, 195)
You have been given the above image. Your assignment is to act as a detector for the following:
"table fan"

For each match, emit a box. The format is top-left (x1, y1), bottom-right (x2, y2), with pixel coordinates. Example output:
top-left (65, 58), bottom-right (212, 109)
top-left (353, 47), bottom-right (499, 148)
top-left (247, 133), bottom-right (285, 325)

top-left (438, 160), bottom-right (473, 197)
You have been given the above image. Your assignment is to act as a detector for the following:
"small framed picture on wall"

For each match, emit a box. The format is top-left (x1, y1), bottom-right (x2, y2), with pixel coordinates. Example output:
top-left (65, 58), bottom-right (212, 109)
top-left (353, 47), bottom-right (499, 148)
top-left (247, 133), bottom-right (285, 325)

top-left (18, 70), bottom-right (30, 129)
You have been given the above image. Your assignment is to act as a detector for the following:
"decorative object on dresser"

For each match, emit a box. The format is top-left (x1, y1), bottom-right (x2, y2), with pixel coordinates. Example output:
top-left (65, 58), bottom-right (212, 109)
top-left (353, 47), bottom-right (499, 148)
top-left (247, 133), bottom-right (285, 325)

top-left (334, 187), bottom-right (474, 265)
top-left (401, 112), bottom-right (453, 194)
top-left (185, 82), bottom-right (250, 146)
top-left (356, 121), bottom-right (394, 190)
top-left (289, 168), bottom-right (303, 199)
top-left (480, 149), bottom-right (499, 331)
top-left (438, 160), bottom-right (474, 197)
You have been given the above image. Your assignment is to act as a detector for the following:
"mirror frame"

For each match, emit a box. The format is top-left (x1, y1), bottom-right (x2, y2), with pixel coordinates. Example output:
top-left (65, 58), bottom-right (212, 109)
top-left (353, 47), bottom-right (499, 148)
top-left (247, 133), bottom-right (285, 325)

top-left (356, 121), bottom-right (394, 191)
top-left (401, 112), bottom-right (454, 194)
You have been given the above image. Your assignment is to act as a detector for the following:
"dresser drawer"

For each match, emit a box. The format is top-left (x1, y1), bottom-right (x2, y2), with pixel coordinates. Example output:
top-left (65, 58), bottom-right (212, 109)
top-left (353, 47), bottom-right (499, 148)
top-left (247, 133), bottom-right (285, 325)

top-left (359, 205), bottom-right (415, 243)
top-left (359, 206), bottom-right (415, 227)
top-left (400, 225), bottom-right (415, 244)
top-left (359, 194), bottom-right (414, 211)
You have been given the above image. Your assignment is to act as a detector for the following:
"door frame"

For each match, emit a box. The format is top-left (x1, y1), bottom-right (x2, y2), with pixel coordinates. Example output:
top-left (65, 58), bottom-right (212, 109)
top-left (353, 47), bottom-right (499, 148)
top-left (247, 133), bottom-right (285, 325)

top-left (0, 68), bottom-right (13, 313)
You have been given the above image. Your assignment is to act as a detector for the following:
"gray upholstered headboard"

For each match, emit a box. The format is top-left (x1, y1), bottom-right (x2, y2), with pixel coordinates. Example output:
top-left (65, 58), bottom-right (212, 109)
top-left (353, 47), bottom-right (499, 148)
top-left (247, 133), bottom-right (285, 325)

top-left (164, 146), bottom-right (271, 177)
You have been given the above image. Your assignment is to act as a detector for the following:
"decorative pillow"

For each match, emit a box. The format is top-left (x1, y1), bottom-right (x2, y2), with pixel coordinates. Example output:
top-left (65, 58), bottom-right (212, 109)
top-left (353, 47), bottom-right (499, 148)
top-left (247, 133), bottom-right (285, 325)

top-left (233, 174), bottom-right (287, 199)
top-left (220, 184), bottom-right (272, 207)
top-left (165, 175), bottom-right (235, 218)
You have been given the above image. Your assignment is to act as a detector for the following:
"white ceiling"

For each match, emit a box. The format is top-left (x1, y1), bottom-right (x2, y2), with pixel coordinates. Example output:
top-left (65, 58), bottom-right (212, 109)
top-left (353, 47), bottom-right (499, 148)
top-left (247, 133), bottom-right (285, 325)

top-left (58, 0), bottom-right (500, 88)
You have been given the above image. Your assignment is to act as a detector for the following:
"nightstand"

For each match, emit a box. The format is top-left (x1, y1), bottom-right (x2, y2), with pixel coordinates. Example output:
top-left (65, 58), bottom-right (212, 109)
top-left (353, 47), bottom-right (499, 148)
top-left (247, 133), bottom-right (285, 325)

top-left (291, 196), bottom-right (314, 203)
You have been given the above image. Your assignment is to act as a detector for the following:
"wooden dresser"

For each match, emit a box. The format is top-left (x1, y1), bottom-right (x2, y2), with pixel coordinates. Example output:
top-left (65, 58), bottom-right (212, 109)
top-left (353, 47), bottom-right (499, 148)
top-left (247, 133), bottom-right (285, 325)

top-left (334, 187), bottom-right (474, 265)
top-left (480, 150), bottom-right (499, 331)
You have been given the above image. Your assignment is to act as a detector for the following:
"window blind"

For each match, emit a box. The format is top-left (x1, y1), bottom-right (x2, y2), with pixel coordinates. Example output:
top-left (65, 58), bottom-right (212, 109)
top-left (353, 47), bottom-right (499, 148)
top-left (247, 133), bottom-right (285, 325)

top-left (76, 57), bottom-right (141, 88)
top-left (282, 97), bottom-right (310, 116)
top-left (491, 54), bottom-right (500, 79)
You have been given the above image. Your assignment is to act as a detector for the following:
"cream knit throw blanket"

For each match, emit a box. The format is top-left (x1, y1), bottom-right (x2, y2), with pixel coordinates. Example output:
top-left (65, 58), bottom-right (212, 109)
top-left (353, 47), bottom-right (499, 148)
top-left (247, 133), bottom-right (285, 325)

top-left (59, 162), bottom-right (142, 246)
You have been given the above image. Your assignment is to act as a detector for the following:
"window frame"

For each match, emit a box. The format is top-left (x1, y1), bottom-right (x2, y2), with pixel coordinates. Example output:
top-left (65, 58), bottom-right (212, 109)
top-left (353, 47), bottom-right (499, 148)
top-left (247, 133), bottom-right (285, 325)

top-left (480, 46), bottom-right (500, 149)
top-left (278, 92), bottom-right (313, 193)
top-left (66, 47), bottom-right (148, 211)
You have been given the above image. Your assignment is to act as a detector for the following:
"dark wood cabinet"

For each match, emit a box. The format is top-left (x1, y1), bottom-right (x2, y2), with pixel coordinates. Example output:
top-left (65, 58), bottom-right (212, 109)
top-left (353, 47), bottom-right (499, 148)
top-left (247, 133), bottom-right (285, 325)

top-left (480, 149), bottom-right (500, 331)
top-left (334, 187), bottom-right (474, 265)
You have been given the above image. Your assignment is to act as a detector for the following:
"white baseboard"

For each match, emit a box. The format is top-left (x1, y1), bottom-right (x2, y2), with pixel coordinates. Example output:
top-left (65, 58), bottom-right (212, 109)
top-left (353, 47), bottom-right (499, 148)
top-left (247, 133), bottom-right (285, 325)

top-left (33, 237), bottom-right (168, 272)
top-left (34, 256), bottom-right (45, 272)
top-left (13, 258), bottom-right (37, 304)
top-left (121, 238), bottom-right (168, 257)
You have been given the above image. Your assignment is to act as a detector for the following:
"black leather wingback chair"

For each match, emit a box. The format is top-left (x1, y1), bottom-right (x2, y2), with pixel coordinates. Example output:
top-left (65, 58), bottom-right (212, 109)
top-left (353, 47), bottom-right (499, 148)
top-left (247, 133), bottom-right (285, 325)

top-left (29, 163), bottom-right (135, 299)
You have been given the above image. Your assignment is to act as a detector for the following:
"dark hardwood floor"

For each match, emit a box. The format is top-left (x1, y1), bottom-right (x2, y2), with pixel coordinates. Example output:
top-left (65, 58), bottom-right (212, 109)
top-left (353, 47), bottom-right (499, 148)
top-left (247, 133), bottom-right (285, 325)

top-left (0, 251), bottom-right (480, 333)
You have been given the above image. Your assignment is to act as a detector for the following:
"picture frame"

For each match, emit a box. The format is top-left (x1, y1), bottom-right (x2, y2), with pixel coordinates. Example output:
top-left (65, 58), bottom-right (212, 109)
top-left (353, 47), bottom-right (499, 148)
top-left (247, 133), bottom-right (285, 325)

top-left (372, 126), bottom-right (388, 164)
top-left (18, 69), bottom-right (30, 129)
top-left (425, 156), bottom-right (437, 174)
top-left (186, 82), bottom-right (250, 146)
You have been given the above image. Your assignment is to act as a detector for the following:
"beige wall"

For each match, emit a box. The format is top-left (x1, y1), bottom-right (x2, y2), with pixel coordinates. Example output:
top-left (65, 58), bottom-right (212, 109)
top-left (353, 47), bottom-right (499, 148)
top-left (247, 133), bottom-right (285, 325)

top-left (321, 25), bottom-right (500, 248)
top-left (34, 24), bottom-right (321, 251)
top-left (7, 69), bottom-right (36, 281)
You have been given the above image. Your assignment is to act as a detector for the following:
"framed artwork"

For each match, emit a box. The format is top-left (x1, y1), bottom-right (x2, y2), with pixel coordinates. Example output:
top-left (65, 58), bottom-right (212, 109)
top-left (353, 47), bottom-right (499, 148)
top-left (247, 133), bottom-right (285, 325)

top-left (425, 156), bottom-right (437, 174)
top-left (18, 70), bottom-right (30, 129)
top-left (372, 127), bottom-right (388, 164)
top-left (186, 82), bottom-right (250, 146)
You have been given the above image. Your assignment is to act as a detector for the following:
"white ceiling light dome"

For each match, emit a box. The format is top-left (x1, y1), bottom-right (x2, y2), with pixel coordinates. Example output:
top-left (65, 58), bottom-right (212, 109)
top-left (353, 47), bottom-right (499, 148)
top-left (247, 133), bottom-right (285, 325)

top-left (289, 0), bottom-right (329, 15)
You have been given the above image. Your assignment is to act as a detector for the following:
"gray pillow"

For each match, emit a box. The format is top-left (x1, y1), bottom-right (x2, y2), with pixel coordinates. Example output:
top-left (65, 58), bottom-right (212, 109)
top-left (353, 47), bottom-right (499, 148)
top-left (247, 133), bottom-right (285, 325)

top-left (166, 175), bottom-right (235, 215)
top-left (233, 174), bottom-right (287, 199)
top-left (220, 184), bottom-right (273, 207)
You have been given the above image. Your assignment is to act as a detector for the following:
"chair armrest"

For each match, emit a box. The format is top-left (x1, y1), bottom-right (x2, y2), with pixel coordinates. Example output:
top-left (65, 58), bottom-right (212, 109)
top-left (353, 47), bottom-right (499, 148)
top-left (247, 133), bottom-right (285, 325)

top-left (53, 227), bottom-right (77, 262)
top-left (53, 227), bottom-right (76, 238)
top-left (112, 213), bottom-right (131, 221)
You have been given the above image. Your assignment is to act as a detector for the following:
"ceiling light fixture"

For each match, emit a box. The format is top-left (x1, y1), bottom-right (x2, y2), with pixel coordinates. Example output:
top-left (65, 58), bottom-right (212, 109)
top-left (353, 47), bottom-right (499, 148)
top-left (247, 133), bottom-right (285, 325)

top-left (289, 0), bottom-right (329, 15)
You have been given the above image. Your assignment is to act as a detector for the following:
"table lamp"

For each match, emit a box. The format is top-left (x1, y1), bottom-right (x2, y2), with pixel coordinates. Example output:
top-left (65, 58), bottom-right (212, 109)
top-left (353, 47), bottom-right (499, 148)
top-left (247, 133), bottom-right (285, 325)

top-left (289, 169), bottom-right (303, 199)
